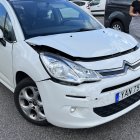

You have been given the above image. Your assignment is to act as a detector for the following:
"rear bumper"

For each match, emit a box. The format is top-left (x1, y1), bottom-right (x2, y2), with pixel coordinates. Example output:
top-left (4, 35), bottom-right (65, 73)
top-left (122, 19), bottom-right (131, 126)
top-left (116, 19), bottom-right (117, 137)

top-left (36, 69), bottom-right (140, 128)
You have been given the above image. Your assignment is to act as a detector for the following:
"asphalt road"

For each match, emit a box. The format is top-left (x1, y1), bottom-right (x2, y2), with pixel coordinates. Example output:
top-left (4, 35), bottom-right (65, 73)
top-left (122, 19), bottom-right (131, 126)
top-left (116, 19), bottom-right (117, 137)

top-left (95, 16), bottom-right (104, 25)
top-left (1, 16), bottom-right (140, 140)
top-left (1, 83), bottom-right (140, 140)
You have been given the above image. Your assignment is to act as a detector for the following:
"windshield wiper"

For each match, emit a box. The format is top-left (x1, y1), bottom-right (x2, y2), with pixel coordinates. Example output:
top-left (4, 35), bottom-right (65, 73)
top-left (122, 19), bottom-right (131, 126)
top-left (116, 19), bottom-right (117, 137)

top-left (75, 28), bottom-right (95, 32)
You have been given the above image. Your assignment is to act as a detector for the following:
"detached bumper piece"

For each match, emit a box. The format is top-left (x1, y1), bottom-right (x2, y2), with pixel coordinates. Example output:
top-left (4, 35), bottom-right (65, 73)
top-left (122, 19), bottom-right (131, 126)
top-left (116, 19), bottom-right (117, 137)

top-left (94, 91), bottom-right (140, 117)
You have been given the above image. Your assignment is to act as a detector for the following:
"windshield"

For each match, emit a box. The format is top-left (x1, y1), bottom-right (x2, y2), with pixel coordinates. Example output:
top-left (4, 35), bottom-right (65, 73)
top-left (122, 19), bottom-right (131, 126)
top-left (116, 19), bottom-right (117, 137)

top-left (10, 0), bottom-right (103, 39)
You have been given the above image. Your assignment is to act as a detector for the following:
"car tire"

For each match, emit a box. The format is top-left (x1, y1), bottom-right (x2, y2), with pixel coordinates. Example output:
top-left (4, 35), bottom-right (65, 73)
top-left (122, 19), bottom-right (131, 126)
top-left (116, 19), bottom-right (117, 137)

top-left (111, 21), bottom-right (124, 32)
top-left (14, 78), bottom-right (48, 126)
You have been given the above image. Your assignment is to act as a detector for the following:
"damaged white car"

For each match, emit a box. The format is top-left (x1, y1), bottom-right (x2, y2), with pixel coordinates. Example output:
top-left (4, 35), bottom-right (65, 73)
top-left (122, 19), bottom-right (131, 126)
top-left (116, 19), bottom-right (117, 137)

top-left (0, 0), bottom-right (140, 128)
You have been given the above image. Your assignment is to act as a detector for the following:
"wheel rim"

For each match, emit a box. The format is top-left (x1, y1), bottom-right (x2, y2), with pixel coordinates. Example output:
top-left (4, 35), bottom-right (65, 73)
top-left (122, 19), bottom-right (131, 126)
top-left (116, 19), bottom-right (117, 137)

top-left (19, 86), bottom-right (46, 121)
top-left (112, 24), bottom-right (121, 31)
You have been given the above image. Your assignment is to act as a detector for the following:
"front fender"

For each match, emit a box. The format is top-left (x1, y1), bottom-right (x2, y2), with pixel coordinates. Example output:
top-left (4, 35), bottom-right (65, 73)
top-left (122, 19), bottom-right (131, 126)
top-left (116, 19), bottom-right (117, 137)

top-left (13, 41), bottom-right (50, 87)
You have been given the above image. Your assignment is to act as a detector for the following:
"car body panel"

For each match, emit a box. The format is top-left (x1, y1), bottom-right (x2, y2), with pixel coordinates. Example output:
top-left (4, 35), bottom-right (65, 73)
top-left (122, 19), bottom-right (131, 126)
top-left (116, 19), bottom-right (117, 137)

top-left (13, 42), bottom-right (50, 84)
top-left (37, 67), bottom-right (140, 128)
top-left (0, 0), bottom-right (49, 90)
top-left (26, 28), bottom-right (137, 58)
top-left (90, 0), bottom-right (106, 15)
top-left (0, 0), bottom-right (140, 129)
top-left (0, 41), bottom-right (13, 90)
top-left (0, 0), bottom-right (24, 91)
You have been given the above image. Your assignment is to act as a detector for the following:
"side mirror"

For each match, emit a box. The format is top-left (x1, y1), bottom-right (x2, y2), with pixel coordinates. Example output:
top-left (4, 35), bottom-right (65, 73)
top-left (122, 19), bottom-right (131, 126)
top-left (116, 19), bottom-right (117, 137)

top-left (0, 29), bottom-right (3, 39)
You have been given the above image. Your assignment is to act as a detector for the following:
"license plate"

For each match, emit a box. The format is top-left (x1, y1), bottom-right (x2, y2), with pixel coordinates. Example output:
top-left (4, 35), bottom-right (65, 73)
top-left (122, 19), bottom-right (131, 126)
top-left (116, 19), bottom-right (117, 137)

top-left (115, 84), bottom-right (140, 103)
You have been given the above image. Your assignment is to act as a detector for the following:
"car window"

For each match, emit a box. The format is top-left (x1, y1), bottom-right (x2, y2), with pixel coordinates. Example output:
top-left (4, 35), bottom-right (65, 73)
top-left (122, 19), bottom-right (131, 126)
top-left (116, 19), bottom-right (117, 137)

top-left (60, 7), bottom-right (80, 18)
top-left (0, 3), bottom-right (15, 42)
top-left (4, 14), bottom-right (16, 42)
top-left (0, 4), bottom-right (6, 31)
top-left (90, 0), bottom-right (100, 6)
top-left (10, 0), bottom-right (103, 39)
top-left (73, 2), bottom-right (81, 6)
top-left (80, 2), bottom-right (86, 6)
top-left (73, 2), bottom-right (85, 6)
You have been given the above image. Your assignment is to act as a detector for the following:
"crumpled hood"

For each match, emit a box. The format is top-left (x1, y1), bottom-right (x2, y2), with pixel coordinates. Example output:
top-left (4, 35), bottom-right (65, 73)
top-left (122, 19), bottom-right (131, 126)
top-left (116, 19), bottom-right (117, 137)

top-left (26, 28), bottom-right (137, 58)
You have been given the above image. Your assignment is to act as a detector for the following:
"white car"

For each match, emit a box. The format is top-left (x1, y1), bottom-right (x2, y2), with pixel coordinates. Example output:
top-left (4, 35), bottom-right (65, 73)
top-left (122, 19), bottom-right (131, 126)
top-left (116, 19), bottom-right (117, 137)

top-left (71, 0), bottom-right (91, 14)
top-left (90, 0), bottom-right (106, 15)
top-left (0, 0), bottom-right (140, 129)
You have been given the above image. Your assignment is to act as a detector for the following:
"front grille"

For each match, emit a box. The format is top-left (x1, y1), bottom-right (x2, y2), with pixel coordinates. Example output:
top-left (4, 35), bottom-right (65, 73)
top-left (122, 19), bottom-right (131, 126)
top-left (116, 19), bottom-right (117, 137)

top-left (102, 77), bottom-right (140, 93)
top-left (98, 58), bottom-right (140, 78)
top-left (93, 91), bottom-right (140, 117)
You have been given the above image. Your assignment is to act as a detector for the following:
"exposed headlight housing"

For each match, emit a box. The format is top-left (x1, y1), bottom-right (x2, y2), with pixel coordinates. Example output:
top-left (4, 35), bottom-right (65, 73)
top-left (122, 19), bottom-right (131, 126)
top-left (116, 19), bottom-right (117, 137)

top-left (40, 53), bottom-right (101, 84)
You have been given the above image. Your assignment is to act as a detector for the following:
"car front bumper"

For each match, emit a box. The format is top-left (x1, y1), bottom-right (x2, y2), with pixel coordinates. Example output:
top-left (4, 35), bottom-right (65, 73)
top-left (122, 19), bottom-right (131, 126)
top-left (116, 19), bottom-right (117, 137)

top-left (36, 69), bottom-right (140, 128)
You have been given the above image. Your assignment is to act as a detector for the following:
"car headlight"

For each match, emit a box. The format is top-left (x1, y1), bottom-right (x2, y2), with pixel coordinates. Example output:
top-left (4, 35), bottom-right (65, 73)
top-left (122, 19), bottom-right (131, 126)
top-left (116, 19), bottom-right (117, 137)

top-left (40, 53), bottom-right (101, 84)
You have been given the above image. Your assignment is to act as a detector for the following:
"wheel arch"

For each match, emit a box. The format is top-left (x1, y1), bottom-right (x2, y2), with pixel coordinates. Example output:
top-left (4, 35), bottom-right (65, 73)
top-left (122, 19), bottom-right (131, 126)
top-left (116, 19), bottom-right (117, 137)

top-left (15, 71), bottom-right (34, 85)
top-left (108, 11), bottom-right (127, 32)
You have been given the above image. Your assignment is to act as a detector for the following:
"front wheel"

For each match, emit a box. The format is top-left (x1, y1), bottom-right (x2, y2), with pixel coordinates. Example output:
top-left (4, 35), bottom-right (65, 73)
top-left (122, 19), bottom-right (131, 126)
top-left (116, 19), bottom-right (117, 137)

top-left (111, 21), bottom-right (124, 32)
top-left (14, 78), bottom-right (48, 126)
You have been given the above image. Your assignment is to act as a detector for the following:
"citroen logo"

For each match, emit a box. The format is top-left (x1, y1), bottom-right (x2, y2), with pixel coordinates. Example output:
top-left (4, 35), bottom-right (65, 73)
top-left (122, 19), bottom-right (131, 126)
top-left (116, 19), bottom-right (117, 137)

top-left (98, 60), bottom-right (140, 78)
top-left (122, 60), bottom-right (139, 71)
top-left (123, 60), bottom-right (132, 69)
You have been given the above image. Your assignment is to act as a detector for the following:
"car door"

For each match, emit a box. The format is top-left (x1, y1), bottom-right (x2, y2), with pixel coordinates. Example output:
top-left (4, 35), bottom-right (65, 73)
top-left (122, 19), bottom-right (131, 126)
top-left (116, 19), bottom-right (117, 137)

top-left (90, 0), bottom-right (101, 13)
top-left (90, 0), bottom-right (106, 15)
top-left (0, 3), bottom-right (16, 89)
